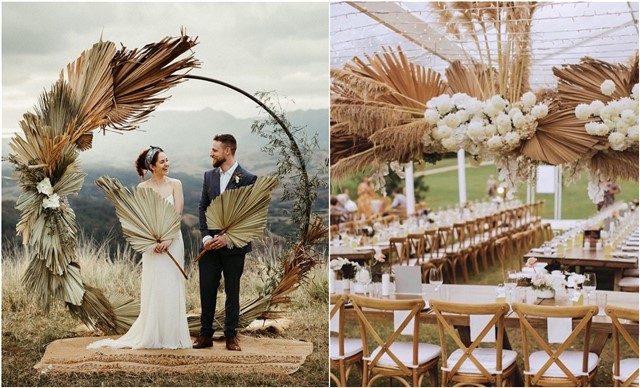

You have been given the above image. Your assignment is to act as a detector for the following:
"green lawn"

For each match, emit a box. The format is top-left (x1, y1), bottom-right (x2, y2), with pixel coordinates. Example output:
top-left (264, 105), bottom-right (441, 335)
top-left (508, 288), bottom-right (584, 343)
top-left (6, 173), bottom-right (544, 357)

top-left (332, 157), bottom-right (639, 220)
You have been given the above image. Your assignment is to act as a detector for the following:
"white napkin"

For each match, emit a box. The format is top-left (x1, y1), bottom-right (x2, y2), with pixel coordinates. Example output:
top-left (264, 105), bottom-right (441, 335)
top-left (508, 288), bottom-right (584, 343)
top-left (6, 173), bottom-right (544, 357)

top-left (330, 305), bottom-right (340, 333)
top-left (547, 317), bottom-right (572, 344)
top-left (394, 310), bottom-right (415, 336)
top-left (470, 314), bottom-right (496, 343)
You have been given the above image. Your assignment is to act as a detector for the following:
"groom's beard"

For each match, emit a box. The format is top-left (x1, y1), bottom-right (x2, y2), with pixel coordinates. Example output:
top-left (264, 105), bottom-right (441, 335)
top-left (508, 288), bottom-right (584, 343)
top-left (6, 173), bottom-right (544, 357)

top-left (212, 156), bottom-right (226, 168)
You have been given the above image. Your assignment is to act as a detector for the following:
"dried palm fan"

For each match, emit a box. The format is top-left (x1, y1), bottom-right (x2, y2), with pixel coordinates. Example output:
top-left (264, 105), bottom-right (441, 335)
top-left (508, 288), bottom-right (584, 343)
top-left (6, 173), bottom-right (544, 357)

top-left (96, 176), bottom-right (188, 280)
top-left (521, 98), bottom-right (602, 165)
top-left (445, 61), bottom-right (497, 100)
top-left (330, 47), bottom-right (447, 178)
top-left (194, 176), bottom-right (279, 262)
top-left (553, 54), bottom-right (638, 108)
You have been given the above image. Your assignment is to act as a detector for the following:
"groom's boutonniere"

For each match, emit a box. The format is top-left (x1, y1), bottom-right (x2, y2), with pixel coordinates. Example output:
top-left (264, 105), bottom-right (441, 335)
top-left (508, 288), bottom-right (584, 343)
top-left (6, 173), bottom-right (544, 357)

top-left (232, 172), bottom-right (242, 184)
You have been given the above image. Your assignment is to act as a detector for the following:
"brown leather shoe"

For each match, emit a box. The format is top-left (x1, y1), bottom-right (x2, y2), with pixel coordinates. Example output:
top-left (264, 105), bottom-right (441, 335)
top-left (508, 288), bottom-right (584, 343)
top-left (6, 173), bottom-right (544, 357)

top-left (193, 335), bottom-right (213, 349)
top-left (225, 336), bottom-right (241, 351)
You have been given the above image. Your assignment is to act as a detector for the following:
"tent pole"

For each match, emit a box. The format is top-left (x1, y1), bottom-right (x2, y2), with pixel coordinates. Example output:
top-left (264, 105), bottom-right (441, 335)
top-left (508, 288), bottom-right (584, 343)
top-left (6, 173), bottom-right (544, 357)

top-left (405, 162), bottom-right (415, 217)
top-left (457, 149), bottom-right (467, 206)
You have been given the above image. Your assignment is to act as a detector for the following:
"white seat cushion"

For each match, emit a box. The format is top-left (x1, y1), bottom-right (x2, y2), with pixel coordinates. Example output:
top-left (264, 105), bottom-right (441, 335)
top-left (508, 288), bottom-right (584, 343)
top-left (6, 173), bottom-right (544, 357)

top-left (527, 350), bottom-right (599, 377)
top-left (369, 341), bottom-right (441, 368)
top-left (444, 348), bottom-right (517, 374)
top-left (618, 277), bottom-right (640, 287)
top-left (623, 268), bottom-right (639, 277)
top-left (614, 358), bottom-right (640, 384)
top-left (330, 337), bottom-right (363, 359)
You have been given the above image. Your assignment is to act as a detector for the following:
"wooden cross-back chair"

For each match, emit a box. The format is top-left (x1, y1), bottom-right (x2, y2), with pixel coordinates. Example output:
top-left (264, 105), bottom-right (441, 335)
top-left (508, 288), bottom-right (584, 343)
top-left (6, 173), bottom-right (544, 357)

top-left (436, 226), bottom-right (458, 284)
top-left (349, 295), bottom-right (441, 387)
top-left (541, 223), bottom-right (553, 243)
top-left (430, 300), bottom-right (517, 387)
top-left (421, 229), bottom-right (444, 282)
top-left (512, 303), bottom-right (600, 387)
top-left (406, 233), bottom-right (426, 266)
top-left (388, 237), bottom-right (409, 267)
top-left (606, 305), bottom-right (639, 387)
top-left (494, 236), bottom-right (516, 275)
top-left (330, 294), bottom-right (363, 387)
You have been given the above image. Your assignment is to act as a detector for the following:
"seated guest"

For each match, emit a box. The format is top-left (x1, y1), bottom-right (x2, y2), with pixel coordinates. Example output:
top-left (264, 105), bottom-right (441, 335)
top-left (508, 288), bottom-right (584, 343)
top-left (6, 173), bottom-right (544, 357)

top-left (390, 187), bottom-right (407, 209)
top-left (330, 196), bottom-right (348, 223)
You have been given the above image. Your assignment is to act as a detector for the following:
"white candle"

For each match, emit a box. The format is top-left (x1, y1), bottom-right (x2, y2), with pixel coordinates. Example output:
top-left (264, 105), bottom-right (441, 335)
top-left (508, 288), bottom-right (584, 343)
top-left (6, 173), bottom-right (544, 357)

top-left (382, 273), bottom-right (390, 296)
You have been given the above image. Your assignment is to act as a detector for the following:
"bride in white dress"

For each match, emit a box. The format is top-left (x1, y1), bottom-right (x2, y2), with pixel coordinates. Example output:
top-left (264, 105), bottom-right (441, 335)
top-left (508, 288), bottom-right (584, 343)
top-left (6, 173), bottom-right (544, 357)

top-left (88, 146), bottom-right (192, 350)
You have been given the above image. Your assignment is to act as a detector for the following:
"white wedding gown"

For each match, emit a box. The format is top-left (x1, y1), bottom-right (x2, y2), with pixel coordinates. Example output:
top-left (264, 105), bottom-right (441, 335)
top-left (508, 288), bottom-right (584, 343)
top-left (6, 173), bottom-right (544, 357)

top-left (88, 195), bottom-right (192, 350)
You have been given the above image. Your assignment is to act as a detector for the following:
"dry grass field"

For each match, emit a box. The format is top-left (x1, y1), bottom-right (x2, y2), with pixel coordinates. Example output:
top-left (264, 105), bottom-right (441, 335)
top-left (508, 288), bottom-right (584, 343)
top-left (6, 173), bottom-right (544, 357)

top-left (2, 237), bottom-right (329, 387)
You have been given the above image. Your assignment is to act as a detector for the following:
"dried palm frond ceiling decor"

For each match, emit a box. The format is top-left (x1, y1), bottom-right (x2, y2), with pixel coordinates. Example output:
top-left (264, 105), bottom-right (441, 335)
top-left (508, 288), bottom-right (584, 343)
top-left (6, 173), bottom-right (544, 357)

top-left (330, 2), bottom-right (638, 204)
top-left (8, 31), bottom-right (327, 336)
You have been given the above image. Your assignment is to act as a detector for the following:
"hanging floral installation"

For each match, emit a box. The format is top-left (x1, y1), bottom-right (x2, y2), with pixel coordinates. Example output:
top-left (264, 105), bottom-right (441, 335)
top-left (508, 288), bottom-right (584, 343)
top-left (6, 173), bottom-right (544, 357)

top-left (330, 2), bottom-right (639, 202)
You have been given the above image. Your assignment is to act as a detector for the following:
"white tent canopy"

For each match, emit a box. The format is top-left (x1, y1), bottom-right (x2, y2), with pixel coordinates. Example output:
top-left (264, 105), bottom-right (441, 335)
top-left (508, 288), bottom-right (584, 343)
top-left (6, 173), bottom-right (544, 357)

top-left (332, 1), bottom-right (639, 89)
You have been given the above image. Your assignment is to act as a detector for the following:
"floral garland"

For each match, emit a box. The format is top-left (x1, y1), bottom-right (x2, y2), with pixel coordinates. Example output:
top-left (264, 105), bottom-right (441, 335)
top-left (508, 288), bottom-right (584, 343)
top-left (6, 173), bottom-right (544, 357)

top-left (422, 92), bottom-right (549, 192)
top-left (576, 81), bottom-right (639, 151)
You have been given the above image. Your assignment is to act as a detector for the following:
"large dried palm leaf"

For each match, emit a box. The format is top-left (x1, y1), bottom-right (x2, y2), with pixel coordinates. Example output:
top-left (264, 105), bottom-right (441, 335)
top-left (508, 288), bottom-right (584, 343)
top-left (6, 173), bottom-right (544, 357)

top-left (553, 55), bottom-right (637, 108)
top-left (521, 99), bottom-right (602, 165)
top-left (590, 149), bottom-right (639, 183)
top-left (330, 123), bottom-right (373, 165)
top-left (107, 32), bottom-right (200, 131)
top-left (331, 147), bottom-right (385, 182)
top-left (369, 121), bottom-right (433, 162)
top-left (194, 176), bottom-right (279, 262)
top-left (96, 176), bottom-right (187, 279)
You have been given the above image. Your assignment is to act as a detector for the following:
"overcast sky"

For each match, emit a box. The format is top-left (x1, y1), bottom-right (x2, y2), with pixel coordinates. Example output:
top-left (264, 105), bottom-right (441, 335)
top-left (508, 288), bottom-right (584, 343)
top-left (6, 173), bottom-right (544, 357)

top-left (2, 2), bottom-right (329, 138)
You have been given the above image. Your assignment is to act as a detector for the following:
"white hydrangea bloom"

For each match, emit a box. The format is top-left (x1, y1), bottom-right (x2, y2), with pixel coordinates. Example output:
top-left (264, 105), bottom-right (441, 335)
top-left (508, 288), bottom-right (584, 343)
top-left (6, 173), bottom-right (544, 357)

top-left (627, 125), bottom-right (639, 141)
top-left (495, 113), bottom-right (512, 133)
top-left (455, 109), bottom-right (470, 123)
top-left (585, 122), bottom-right (599, 135)
top-left (436, 96), bottom-right (454, 115)
top-left (432, 126), bottom-right (452, 141)
top-left (441, 136), bottom-right (460, 151)
top-left (512, 113), bottom-right (526, 129)
top-left (443, 112), bottom-right (461, 128)
top-left (632, 83), bottom-right (639, 100)
top-left (424, 109), bottom-right (441, 125)
top-left (490, 95), bottom-right (506, 110)
top-left (600, 79), bottom-right (616, 96)
top-left (620, 109), bottom-right (637, 126)
top-left (484, 124), bottom-right (497, 137)
top-left (504, 131), bottom-right (521, 147)
top-left (595, 123), bottom-right (610, 136)
top-left (608, 132), bottom-right (627, 151)
top-left (603, 119), bottom-right (616, 131)
top-left (531, 103), bottom-right (549, 119)
top-left (451, 93), bottom-right (469, 107)
top-left (483, 103), bottom-right (500, 118)
top-left (599, 105), bottom-right (617, 121)
top-left (508, 107), bottom-right (522, 118)
top-left (42, 193), bottom-right (61, 209)
top-left (616, 121), bottom-right (629, 135)
top-left (521, 92), bottom-right (537, 108)
top-left (574, 104), bottom-right (591, 120)
top-left (467, 121), bottom-right (485, 142)
top-left (37, 178), bottom-right (54, 196)
top-left (465, 99), bottom-right (483, 116)
top-left (487, 135), bottom-right (503, 150)
top-left (589, 100), bottom-right (605, 114)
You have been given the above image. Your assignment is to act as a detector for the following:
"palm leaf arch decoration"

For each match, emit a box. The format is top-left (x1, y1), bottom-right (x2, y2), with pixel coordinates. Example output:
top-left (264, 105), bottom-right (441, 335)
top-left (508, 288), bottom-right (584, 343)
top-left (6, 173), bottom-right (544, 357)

top-left (331, 2), bottom-right (638, 195)
top-left (8, 31), bottom-right (326, 335)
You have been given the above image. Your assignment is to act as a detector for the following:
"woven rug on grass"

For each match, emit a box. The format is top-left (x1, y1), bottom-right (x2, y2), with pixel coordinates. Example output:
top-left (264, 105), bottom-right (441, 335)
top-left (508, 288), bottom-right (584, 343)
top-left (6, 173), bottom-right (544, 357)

top-left (34, 334), bottom-right (313, 375)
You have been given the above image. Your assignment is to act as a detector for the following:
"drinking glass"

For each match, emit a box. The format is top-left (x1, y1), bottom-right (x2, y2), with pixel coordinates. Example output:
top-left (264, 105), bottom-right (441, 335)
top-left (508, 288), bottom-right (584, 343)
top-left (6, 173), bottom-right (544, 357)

top-left (583, 272), bottom-right (597, 303)
top-left (429, 268), bottom-right (443, 292)
top-left (505, 270), bottom-right (518, 302)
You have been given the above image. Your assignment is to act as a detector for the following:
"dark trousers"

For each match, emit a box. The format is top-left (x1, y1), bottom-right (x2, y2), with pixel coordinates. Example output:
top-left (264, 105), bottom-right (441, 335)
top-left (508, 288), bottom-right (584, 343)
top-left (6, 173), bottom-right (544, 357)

top-left (198, 250), bottom-right (245, 338)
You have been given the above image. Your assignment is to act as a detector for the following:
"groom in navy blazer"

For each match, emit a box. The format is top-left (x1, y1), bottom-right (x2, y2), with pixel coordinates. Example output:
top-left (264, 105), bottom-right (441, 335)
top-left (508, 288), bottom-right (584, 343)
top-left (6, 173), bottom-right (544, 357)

top-left (194, 134), bottom-right (256, 351)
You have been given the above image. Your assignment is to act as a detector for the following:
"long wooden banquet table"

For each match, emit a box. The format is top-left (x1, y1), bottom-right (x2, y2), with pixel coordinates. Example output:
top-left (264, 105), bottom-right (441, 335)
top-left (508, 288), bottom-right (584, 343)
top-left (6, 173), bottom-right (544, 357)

top-left (523, 246), bottom-right (637, 291)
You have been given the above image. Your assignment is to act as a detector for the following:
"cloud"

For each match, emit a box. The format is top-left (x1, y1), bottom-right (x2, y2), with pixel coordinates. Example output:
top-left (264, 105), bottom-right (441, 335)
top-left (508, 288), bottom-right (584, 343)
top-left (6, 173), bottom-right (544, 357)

top-left (2, 2), bottom-right (329, 133)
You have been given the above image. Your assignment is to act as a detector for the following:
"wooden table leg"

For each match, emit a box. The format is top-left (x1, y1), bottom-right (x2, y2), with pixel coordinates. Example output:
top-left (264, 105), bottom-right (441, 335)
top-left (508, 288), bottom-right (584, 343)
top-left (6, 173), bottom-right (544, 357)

top-left (613, 269), bottom-right (622, 291)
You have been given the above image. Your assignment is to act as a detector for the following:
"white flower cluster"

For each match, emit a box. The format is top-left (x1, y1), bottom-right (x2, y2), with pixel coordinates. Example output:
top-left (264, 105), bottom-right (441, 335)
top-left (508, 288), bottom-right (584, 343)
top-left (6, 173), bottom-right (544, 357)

top-left (37, 178), bottom-right (60, 209)
top-left (530, 269), bottom-right (584, 290)
top-left (577, 81), bottom-right (639, 151)
top-left (423, 92), bottom-right (549, 159)
top-left (329, 257), bottom-right (353, 271)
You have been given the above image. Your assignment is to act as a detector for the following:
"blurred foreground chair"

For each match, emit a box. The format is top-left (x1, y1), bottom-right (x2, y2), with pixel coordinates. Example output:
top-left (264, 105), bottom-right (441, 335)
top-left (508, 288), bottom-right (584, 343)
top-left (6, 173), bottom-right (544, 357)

top-left (330, 294), bottom-right (363, 386)
top-left (350, 295), bottom-right (440, 387)
top-left (512, 303), bottom-right (599, 386)
top-left (606, 305), bottom-right (639, 387)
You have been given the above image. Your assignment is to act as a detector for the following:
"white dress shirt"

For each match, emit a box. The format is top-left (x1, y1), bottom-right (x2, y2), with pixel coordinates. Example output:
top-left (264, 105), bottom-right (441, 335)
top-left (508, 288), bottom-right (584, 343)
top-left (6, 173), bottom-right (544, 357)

top-left (203, 162), bottom-right (239, 244)
top-left (219, 161), bottom-right (238, 194)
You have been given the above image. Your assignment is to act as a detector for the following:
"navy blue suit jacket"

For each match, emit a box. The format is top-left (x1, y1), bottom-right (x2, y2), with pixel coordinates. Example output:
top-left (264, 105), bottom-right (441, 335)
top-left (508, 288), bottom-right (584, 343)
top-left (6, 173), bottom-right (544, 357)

top-left (199, 164), bottom-right (257, 255)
